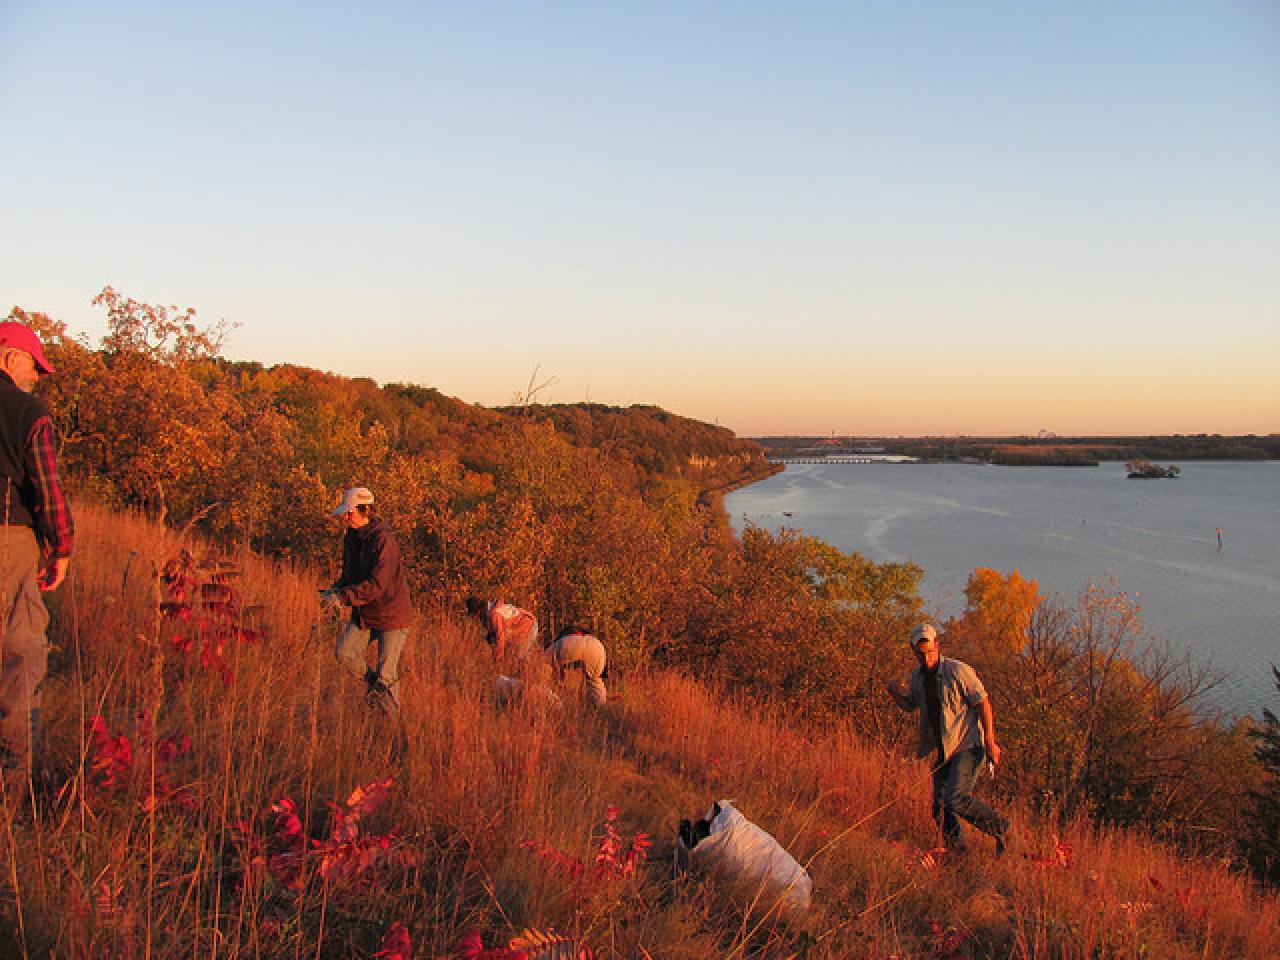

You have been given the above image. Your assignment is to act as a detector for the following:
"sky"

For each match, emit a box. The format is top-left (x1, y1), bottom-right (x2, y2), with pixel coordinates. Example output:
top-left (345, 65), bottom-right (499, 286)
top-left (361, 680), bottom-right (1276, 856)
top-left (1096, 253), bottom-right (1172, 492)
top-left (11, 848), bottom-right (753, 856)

top-left (2, 1), bottom-right (1277, 437)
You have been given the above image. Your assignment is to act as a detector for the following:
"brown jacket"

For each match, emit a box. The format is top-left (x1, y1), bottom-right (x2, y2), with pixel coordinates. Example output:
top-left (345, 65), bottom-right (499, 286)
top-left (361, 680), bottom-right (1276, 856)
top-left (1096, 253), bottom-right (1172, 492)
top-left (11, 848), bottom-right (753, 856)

top-left (334, 516), bottom-right (413, 630)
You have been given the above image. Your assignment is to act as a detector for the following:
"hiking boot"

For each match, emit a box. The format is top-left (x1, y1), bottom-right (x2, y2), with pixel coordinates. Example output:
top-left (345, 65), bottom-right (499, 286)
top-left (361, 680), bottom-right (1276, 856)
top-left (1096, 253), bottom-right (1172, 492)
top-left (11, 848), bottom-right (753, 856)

top-left (365, 681), bottom-right (388, 711)
top-left (365, 680), bottom-right (400, 718)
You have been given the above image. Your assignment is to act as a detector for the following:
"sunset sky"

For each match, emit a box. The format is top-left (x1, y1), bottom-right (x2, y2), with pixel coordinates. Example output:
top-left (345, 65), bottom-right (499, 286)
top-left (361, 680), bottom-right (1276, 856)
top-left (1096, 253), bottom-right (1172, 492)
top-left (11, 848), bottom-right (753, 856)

top-left (2, 1), bottom-right (1277, 436)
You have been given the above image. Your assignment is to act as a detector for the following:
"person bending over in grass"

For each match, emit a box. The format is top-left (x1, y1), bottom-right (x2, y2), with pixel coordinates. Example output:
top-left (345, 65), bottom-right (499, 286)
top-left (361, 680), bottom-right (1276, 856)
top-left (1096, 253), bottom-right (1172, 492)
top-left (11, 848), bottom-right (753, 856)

top-left (0, 322), bottom-right (73, 806)
top-left (321, 487), bottom-right (413, 717)
top-left (886, 623), bottom-right (1010, 854)
top-left (466, 596), bottom-right (539, 664)
top-left (545, 625), bottom-right (607, 707)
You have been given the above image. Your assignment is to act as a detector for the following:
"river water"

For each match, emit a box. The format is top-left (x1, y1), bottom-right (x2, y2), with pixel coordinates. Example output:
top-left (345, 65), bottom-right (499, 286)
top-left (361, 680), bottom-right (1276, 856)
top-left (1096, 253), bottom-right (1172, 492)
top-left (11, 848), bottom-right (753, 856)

top-left (726, 460), bottom-right (1280, 717)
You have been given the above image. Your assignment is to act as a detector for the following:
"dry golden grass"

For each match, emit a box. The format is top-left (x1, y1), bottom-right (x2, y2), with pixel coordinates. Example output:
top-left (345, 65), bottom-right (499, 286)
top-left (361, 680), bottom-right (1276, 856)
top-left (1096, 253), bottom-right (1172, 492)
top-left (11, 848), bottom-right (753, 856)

top-left (1, 502), bottom-right (1276, 958)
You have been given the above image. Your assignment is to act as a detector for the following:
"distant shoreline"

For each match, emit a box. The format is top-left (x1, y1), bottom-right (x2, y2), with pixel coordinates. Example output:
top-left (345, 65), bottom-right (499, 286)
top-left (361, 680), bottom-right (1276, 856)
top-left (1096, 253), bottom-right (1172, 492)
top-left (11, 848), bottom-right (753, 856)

top-left (750, 434), bottom-right (1279, 467)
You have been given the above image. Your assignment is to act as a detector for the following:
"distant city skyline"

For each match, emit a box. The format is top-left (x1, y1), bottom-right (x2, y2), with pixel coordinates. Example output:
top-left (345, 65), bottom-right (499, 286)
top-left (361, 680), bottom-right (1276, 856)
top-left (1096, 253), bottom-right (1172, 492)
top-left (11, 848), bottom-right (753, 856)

top-left (3, 1), bottom-right (1277, 436)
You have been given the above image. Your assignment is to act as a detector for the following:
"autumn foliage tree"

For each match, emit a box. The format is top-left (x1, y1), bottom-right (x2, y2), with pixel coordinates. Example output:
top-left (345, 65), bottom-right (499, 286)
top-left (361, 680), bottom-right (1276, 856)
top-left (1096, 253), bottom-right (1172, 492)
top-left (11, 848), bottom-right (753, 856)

top-left (949, 567), bottom-right (1040, 661)
top-left (662, 525), bottom-right (923, 727)
top-left (1248, 668), bottom-right (1280, 883)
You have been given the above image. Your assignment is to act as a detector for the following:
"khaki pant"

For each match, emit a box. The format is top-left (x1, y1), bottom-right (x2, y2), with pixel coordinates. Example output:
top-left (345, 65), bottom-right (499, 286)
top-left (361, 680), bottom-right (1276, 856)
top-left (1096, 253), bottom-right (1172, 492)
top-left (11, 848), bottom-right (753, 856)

top-left (548, 632), bottom-right (607, 707)
top-left (0, 527), bottom-right (48, 795)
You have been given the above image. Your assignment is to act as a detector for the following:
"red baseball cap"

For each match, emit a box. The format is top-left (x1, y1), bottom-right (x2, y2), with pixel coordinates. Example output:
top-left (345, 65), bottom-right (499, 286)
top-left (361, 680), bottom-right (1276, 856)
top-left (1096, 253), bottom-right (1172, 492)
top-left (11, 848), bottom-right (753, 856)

top-left (0, 322), bottom-right (54, 374)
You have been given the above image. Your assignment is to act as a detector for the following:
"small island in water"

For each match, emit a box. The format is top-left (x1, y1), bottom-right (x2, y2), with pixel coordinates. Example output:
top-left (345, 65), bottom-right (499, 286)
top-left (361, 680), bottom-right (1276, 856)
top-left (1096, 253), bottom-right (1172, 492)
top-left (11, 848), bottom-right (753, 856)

top-left (1126, 458), bottom-right (1181, 479)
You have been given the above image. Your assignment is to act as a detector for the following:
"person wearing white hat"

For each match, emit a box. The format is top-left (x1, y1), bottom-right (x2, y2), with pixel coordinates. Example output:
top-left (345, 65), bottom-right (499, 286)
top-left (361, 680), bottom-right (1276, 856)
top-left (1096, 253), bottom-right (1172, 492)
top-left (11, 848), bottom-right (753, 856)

top-left (886, 622), bottom-right (1010, 854)
top-left (321, 487), bottom-right (413, 716)
top-left (0, 320), bottom-right (73, 805)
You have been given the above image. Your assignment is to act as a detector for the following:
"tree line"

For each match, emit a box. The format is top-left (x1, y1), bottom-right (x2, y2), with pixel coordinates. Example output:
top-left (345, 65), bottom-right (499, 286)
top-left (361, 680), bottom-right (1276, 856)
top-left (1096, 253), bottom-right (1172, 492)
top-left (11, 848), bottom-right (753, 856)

top-left (759, 434), bottom-right (1280, 463)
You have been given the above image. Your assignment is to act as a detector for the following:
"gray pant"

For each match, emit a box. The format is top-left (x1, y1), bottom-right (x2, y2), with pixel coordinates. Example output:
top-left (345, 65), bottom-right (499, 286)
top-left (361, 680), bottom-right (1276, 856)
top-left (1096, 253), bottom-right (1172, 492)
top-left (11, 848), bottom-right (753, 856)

top-left (335, 621), bottom-right (407, 717)
top-left (0, 527), bottom-right (49, 794)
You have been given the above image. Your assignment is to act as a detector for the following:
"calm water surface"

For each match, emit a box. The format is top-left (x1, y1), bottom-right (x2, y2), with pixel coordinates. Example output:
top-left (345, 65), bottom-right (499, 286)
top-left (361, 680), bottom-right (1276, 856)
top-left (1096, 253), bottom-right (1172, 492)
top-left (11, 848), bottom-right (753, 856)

top-left (727, 461), bottom-right (1280, 716)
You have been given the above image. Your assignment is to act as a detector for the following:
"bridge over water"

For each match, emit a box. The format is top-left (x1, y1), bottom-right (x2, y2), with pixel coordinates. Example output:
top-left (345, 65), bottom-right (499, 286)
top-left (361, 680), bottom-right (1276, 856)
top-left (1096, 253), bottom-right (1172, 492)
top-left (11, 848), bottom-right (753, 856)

top-left (770, 455), bottom-right (919, 464)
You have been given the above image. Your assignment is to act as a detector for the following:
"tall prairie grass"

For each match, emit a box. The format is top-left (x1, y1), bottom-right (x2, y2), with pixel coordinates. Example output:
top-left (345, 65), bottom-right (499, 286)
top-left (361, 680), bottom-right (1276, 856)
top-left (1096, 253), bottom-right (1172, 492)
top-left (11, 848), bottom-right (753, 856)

top-left (1, 503), bottom-right (1276, 958)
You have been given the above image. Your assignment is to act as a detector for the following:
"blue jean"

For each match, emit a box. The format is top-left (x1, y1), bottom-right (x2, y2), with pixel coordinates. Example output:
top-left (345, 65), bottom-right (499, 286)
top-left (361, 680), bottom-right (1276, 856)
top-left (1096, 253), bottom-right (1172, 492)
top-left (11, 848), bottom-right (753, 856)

top-left (335, 621), bottom-right (407, 717)
top-left (931, 745), bottom-right (1007, 850)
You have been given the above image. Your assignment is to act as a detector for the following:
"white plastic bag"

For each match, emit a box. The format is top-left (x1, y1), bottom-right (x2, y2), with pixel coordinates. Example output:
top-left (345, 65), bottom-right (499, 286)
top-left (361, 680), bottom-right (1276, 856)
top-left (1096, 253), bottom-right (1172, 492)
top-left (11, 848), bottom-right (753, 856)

top-left (680, 799), bottom-right (811, 923)
top-left (495, 674), bottom-right (523, 697)
top-left (494, 674), bottom-right (561, 709)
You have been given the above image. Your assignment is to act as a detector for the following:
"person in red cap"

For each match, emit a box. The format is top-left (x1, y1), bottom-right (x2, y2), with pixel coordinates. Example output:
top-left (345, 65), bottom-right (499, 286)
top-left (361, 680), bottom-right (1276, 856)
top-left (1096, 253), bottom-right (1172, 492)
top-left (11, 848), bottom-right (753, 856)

top-left (0, 320), bottom-right (73, 805)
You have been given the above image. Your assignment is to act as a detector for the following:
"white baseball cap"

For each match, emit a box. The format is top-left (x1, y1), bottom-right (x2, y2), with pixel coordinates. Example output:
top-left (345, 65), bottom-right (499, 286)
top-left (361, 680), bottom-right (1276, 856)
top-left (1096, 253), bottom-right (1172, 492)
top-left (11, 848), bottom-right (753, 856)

top-left (909, 623), bottom-right (939, 647)
top-left (332, 486), bottom-right (374, 516)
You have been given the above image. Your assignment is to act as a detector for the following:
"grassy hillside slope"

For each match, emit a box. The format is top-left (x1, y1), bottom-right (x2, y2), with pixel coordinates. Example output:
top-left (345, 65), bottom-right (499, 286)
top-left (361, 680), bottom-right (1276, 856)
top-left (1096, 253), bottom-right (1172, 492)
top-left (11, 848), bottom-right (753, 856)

top-left (2, 503), bottom-right (1277, 959)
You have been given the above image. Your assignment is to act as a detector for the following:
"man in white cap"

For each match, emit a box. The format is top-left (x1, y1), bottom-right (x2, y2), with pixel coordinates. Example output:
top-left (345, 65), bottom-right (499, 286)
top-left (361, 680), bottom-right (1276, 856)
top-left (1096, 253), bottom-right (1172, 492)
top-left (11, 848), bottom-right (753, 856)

top-left (0, 321), bottom-right (73, 805)
top-left (886, 622), bottom-right (1010, 854)
top-left (322, 487), bottom-right (413, 717)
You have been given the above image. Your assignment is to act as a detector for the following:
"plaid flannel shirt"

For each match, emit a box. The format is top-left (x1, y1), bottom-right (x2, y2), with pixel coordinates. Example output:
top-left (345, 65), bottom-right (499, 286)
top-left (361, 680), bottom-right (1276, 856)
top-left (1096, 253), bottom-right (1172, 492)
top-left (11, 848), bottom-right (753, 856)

top-left (26, 415), bottom-right (73, 558)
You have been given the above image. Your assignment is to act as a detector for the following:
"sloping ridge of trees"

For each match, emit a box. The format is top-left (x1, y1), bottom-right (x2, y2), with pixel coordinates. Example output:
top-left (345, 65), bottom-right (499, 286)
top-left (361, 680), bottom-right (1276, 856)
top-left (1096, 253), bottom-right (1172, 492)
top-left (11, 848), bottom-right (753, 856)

top-left (10, 288), bottom-right (1280, 883)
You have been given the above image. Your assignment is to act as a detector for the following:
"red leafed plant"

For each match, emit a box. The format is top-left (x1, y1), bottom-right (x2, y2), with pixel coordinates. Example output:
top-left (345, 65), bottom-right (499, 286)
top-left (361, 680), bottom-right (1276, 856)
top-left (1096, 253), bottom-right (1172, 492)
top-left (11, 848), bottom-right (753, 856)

top-left (508, 929), bottom-right (594, 959)
top-left (86, 715), bottom-right (193, 809)
top-left (87, 716), bottom-right (133, 787)
top-left (1027, 834), bottom-right (1075, 870)
top-left (521, 805), bottom-right (650, 891)
top-left (230, 797), bottom-right (308, 892)
top-left (917, 846), bottom-right (948, 871)
top-left (159, 601), bottom-right (192, 622)
top-left (928, 919), bottom-right (971, 959)
top-left (159, 551), bottom-right (263, 685)
top-left (316, 777), bottom-right (418, 881)
top-left (375, 922), bottom-right (413, 959)
top-left (887, 839), bottom-right (948, 871)
top-left (231, 779), bottom-right (416, 893)
top-left (449, 929), bottom-right (527, 960)
top-left (160, 551), bottom-right (196, 599)
top-left (154, 730), bottom-right (192, 766)
top-left (269, 797), bottom-right (309, 890)
top-left (592, 805), bottom-right (650, 880)
top-left (448, 928), bottom-right (594, 960)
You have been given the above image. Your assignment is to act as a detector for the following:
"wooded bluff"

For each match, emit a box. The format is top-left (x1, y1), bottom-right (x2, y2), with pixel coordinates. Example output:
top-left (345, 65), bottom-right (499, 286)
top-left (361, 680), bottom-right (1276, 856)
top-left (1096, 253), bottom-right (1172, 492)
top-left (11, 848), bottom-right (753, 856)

top-left (2, 289), bottom-right (1278, 957)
